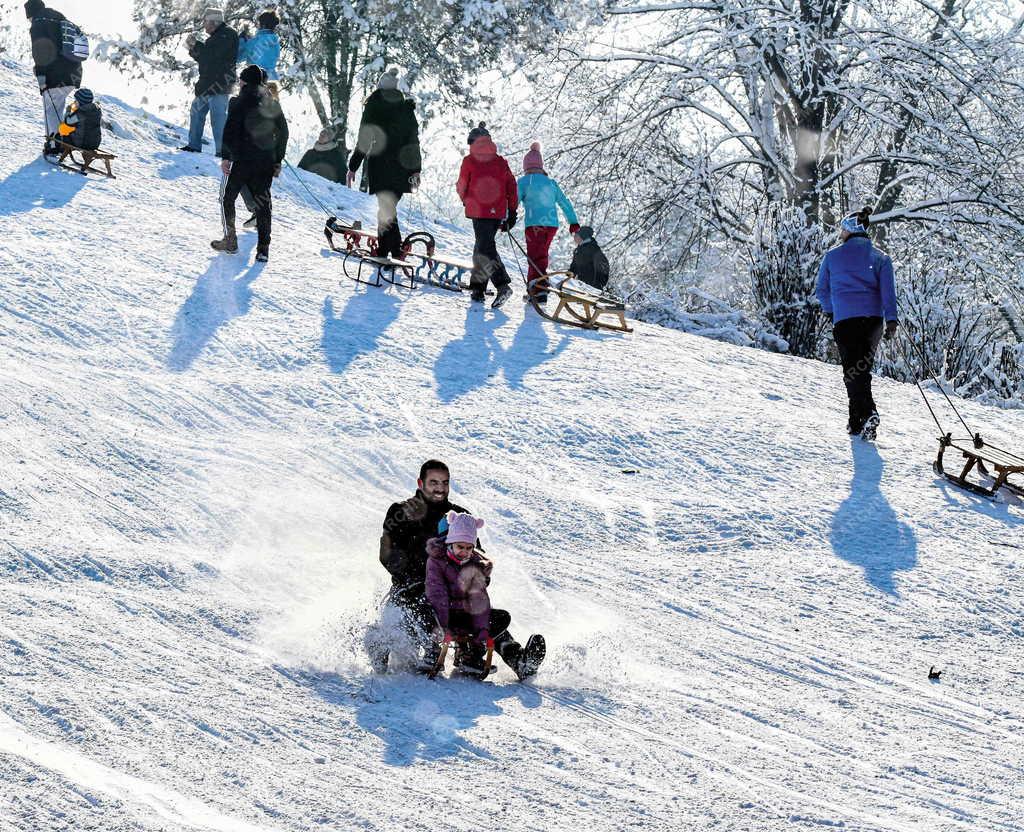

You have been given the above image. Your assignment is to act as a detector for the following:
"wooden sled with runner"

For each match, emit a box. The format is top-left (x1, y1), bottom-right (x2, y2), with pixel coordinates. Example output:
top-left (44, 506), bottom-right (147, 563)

top-left (427, 634), bottom-right (495, 681)
top-left (53, 141), bottom-right (116, 178)
top-left (527, 272), bottom-right (633, 334)
top-left (914, 365), bottom-right (1024, 500)
top-left (324, 217), bottom-right (429, 290)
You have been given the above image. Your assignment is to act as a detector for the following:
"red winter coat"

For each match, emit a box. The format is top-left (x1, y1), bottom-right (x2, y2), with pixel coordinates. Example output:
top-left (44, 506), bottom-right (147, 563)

top-left (456, 137), bottom-right (518, 221)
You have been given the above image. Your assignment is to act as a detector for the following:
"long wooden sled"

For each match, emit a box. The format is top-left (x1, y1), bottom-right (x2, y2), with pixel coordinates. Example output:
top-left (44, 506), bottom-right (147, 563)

top-left (934, 433), bottom-right (1024, 499)
top-left (528, 272), bottom-right (632, 334)
top-left (54, 140), bottom-right (117, 178)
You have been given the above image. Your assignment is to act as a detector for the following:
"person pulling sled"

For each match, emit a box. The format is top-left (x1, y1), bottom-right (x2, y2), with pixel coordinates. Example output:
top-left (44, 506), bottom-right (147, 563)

top-left (815, 208), bottom-right (899, 441)
top-left (456, 123), bottom-right (518, 309)
top-left (211, 64), bottom-right (288, 263)
top-left (424, 511), bottom-right (545, 681)
top-left (517, 143), bottom-right (579, 302)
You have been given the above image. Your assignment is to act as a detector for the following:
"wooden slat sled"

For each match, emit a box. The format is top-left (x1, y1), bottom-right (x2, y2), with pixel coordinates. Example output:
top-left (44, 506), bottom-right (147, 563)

top-left (324, 219), bottom-right (473, 291)
top-left (934, 433), bottom-right (1024, 499)
top-left (528, 272), bottom-right (632, 333)
top-left (55, 141), bottom-right (116, 178)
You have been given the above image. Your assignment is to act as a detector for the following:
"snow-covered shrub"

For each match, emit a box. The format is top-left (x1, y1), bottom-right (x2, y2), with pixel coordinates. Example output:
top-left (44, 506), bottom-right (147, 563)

top-left (748, 206), bottom-right (827, 359)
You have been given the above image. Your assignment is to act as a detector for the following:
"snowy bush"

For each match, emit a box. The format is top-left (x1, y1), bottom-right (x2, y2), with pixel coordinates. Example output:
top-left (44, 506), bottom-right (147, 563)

top-left (748, 206), bottom-right (827, 359)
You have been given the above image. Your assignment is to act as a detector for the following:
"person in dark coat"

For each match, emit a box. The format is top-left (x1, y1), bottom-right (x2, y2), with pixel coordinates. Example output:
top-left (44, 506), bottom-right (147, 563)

top-left (298, 128), bottom-right (347, 184)
top-left (569, 225), bottom-right (610, 291)
top-left (181, 7), bottom-right (238, 156)
top-left (815, 207), bottom-right (899, 439)
top-left (25, 0), bottom-right (83, 155)
top-left (370, 460), bottom-right (470, 671)
top-left (346, 68), bottom-right (422, 260)
top-left (58, 87), bottom-right (101, 151)
top-left (211, 65), bottom-right (288, 263)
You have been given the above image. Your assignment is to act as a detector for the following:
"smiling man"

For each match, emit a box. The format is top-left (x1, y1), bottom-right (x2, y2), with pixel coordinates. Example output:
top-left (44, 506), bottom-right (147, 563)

top-left (372, 459), bottom-right (470, 671)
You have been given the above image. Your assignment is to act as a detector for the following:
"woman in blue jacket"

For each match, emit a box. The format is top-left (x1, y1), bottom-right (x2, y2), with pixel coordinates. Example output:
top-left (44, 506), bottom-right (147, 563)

top-left (238, 10), bottom-right (281, 81)
top-left (815, 208), bottom-right (899, 439)
top-left (518, 143), bottom-right (579, 300)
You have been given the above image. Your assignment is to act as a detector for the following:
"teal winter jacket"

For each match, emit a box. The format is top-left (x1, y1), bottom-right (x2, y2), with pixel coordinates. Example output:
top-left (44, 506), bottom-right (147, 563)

top-left (238, 29), bottom-right (281, 81)
top-left (517, 173), bottom-right (578, 229)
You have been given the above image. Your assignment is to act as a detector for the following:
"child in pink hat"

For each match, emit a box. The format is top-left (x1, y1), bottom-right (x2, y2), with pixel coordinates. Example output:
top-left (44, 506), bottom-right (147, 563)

top-left (517, 142), bottom-right (580, 302)
top-left (424, 511), bottom-right (546, 679)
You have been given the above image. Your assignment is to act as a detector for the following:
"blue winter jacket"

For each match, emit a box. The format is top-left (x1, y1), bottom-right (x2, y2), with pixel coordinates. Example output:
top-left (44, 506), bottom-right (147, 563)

top-left (517, 173), bottom-right (579, 229)
top-left (238, 30), bottom-right (281, 81)
top-left (816, 235), bottom-right (898, 324)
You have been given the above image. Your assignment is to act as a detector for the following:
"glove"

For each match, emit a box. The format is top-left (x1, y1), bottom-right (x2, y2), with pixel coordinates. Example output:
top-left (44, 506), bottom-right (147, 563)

top-left (273, 163), bottom-right (282, 178)
top-left (569, 223), bottom-right (580, 235)
top-left (346, 170), bottom-right (356, 188)
top-left (408, 173), bottom-right (421, 192)
top-left (443, 631), bottom-right (455, 645)
top-left (36, 75), bottom-right (47, 93)
top-left (501, 212), bottom-right (517, 232)
top-left (185, 33), bottom-right (198, 47)
top-left (58, 123), bottom-right (74, 137)
top-left (884, 320), bottom-right (899, 341)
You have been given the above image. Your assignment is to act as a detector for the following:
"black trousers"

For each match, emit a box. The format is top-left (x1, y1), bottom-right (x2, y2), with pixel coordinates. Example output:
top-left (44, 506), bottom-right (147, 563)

top-left (471, 218), bottom-right (511, 292)
top-left (833, 316), bottom-right (884, 429)
top-left (375, 191), bottom-right (403, 259)
top-left (222, 160), bottom-right (274, 252)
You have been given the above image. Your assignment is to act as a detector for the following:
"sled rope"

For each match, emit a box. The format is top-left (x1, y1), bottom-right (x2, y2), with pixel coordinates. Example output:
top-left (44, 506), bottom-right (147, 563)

top-left (282, 158), bottom-right (335, 217)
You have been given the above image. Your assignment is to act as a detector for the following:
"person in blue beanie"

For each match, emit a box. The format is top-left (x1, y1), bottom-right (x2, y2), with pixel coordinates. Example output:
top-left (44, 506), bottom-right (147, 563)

top-left (816, 207), bottom-right (899, 440)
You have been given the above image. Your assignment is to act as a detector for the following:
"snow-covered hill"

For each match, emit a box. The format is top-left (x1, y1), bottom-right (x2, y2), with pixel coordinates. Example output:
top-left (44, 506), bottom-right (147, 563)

top-left (1, 59), bottom-right (1023, 832)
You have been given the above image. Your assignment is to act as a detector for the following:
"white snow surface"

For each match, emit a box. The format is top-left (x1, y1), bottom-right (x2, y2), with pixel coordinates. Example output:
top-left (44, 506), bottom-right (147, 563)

top-left (1, 60), bottom-right (1024, 832)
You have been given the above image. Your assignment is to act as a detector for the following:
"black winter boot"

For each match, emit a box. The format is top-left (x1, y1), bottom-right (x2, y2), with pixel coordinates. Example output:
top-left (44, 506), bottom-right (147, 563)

top-left (513, 635), bottom-right (546, 681)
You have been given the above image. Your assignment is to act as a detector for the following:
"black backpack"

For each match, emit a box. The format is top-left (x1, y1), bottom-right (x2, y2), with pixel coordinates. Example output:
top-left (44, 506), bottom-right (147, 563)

top-left (60, 19), bottom-right (90, 62)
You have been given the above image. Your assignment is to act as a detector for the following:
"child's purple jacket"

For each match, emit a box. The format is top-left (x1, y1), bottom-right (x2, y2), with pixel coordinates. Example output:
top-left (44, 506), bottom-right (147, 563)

top-left (424, 536), bottom-right (493, 637)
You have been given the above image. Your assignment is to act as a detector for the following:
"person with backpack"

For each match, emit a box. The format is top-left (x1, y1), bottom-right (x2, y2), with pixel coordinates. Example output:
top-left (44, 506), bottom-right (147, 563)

top-left (346, 68), bottom-right (422, 261)
top-left (211, 65), bottom-right (289, 263)
top-left (517, 142), bottom-right (580, 302)
top-left (237, 9), bottom-right (281, 81)
top-left (57, 88), bottom-right (101, 151)
top-left (24, 0), bottom-right (85, 158)
top-left (456, 123), bottom-right (518, 309)
top-left (423, 511), bottom-right (546, 680)
top-left (816, 207), bottom-right (899, 441)
top-left (569, 226), bottom-right (610, 292)
top-left (180, 8), bottom-right (239, 157)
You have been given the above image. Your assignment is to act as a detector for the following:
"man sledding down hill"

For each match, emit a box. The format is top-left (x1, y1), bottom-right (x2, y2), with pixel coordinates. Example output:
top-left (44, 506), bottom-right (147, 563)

top-left (367, 459), bottom-right (545, 680)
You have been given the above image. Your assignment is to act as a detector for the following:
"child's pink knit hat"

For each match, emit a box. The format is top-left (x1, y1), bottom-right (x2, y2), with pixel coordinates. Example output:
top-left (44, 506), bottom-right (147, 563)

top-left (446, 511), bottom-right (484, 546)
top-left (523, 142), bottom-right (544, 174)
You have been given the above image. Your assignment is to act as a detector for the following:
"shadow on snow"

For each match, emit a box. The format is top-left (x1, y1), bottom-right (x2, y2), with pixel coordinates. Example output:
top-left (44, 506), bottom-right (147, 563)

top-left (167, 242), bottom-right (262, 371)
top-left (0, 156), bottom-right (90, 215)
top-left (830, 439), bottom-right (918, 595)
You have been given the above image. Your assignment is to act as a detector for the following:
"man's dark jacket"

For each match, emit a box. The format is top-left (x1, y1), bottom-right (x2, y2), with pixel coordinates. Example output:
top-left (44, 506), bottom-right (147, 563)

top-left (221, 86), bottom-right (288, 166)
top-left (348, 89), bottom-right (421, 195)
top-left (29, 6), bottom-right (83, 90)
top-left (380, 492), bottom-right (468, 592)
top-left (188, 22), bottom-right (238, 97)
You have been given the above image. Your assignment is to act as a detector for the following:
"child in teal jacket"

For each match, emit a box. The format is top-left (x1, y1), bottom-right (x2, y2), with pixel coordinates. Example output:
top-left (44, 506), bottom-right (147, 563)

top-left (517, 143), bottom-right (579, 300)
top-left (238, 11), bottom-right (281, 81)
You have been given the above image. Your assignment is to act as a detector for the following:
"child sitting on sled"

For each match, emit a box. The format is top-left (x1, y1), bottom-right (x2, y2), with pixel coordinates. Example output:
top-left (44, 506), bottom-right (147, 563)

top-left (58, 88), bottom-right (102, 152)
top-left (569, 225), bottom-right (610, 292)
top-left (424, 511), bottom-right (545, 680)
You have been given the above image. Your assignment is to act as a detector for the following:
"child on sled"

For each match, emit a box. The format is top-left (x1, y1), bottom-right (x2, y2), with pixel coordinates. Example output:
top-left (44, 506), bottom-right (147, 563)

top-left (58, 88), bottom-right (102, 151)
top-left (424, 511), bottom-right (545, 680)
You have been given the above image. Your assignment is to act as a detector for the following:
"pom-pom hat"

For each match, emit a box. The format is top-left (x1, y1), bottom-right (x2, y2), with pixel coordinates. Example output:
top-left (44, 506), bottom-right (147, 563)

top-left (445, 511), bottom-right (484, 546)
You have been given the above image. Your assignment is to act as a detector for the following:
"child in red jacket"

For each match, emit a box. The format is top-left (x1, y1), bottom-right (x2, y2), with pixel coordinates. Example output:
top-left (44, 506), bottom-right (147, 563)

top-left (456, 123), bottom-right (518, 309)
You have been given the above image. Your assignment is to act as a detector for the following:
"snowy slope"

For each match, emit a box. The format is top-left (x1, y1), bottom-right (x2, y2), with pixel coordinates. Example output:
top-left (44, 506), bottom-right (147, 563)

top-left (1, 59), bottom-right (1024, 832)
